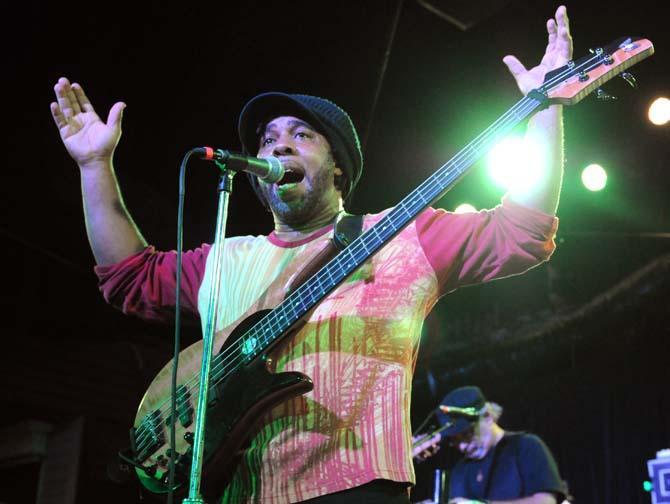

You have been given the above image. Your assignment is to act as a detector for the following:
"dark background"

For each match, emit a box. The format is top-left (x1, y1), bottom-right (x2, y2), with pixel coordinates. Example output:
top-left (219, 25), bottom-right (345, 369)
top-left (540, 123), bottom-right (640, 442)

top-left (2, 0), bottom-right (668, 503)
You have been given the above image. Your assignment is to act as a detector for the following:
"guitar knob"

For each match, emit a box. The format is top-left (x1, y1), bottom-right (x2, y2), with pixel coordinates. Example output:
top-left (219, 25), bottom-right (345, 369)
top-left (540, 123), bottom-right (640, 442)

top-left (143, 464), bottom-right (158, 477)
top-left (184, 432), bottom-right (194, 444)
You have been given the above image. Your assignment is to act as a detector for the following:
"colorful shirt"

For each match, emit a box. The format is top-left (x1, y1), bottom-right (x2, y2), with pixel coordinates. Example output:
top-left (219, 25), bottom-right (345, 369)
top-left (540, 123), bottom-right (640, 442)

top-left (96, 198), bottom-right (557, 503)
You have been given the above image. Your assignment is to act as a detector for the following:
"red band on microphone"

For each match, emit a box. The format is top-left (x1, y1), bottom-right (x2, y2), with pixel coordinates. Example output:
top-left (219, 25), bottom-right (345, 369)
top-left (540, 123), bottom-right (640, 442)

top-left (203, 146), bottom-right (214, 160)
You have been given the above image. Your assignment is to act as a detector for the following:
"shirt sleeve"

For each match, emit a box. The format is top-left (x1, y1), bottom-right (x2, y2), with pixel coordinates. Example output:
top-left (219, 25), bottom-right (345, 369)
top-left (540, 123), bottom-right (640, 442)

top-left (416, 197), bottom-right (558, 295)
top-left (94, 244), bottom-right (211, 323)
top-left (518, 434), bottom-right (568, 499)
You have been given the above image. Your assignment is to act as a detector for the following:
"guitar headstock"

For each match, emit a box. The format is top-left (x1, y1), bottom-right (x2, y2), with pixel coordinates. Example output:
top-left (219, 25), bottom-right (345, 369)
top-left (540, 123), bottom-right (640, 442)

top-left (540, 37), bottom-right (654, 106)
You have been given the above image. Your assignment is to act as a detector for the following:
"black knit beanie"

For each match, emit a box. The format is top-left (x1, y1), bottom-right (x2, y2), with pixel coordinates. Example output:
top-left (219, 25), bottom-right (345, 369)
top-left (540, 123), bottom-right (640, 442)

top-left (237, 92), bottom-right (363, 206)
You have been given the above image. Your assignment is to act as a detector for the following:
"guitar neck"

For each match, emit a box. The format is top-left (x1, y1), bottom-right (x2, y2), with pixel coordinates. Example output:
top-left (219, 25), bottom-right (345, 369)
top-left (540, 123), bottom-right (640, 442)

top-left (231, 94), bottom-right (545, 363)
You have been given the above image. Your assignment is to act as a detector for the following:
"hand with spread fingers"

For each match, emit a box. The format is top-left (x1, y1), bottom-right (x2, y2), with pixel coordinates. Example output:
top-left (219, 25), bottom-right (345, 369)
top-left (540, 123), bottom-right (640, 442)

top-left (50, 77), bottom-right (126, 168)
top-left (503, 5), bottom-right (573, 96)
top-left (49, 77), bottom-right (145, 265)
top-left (500, 5), bottom-right (573, 215)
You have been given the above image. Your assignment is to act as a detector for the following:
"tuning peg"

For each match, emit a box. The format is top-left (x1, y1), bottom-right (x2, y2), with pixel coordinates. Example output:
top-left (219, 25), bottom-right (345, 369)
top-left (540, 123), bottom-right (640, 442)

top-left (620, 72), bottom-right (638, 88)
top-left (596, 88), bottom-right (617, 101)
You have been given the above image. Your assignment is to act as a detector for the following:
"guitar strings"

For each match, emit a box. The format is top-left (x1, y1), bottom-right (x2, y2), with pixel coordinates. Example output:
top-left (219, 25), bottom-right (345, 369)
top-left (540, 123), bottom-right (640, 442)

top-left (133, 49), bottom-right (607, 453)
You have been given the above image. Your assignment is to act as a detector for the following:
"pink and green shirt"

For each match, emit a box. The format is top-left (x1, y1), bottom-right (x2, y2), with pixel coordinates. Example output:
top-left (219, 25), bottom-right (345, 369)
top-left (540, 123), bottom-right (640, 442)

top-left (96, 198), bottom-right (557, 503)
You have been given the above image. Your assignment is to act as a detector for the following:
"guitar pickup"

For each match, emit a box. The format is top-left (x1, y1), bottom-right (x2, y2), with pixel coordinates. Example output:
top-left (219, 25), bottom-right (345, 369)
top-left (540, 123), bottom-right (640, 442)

top-left (164, 385), bottom-right (194, 428)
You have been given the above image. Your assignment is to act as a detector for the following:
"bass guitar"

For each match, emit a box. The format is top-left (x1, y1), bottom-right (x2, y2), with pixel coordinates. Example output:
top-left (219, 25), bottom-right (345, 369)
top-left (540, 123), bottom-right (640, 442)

top-left (124, 36), bottom-right (654, 500)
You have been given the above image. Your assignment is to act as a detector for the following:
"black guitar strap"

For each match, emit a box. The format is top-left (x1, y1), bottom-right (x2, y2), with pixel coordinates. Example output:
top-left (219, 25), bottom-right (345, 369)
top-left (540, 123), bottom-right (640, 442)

top-left (283, 212), bottom-right (364, 296)
top-left (483, 434), bottom-right (505, 499)
top-left (332, 212), bottom-right (364, 251)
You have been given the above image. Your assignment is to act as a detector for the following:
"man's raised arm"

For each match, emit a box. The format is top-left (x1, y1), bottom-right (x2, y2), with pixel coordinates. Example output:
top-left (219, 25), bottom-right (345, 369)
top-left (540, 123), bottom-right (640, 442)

top-left (50, 77), bottom-right (146, 265)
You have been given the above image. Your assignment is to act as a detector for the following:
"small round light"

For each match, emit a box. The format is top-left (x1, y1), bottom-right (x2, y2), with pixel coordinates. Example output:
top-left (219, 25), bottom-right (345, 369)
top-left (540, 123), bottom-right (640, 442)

top-left (648, 97), bottom-right (670, 126)
top-left (581, 164), bottom-right (607, 191)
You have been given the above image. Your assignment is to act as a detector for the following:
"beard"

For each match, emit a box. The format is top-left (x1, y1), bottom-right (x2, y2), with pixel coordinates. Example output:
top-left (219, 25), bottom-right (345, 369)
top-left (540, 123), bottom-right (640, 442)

top-left (462, 428), bottom-right (493, 460)
top-left (259, 159), bottom-right (338, 226)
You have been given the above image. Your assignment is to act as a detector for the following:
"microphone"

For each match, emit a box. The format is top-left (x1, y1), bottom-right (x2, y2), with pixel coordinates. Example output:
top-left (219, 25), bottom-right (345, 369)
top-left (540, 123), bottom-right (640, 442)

top-left (438, 405), bottom-right (481, 419)
top-left (193, 147), bottom-right (284, 183)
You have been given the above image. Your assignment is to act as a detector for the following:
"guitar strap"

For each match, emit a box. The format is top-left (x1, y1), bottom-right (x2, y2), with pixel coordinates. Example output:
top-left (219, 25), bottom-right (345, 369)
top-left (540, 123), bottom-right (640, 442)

top-left (483, 437), bottom-right (502, 499)
top-left (483, 432), bottom-right (522, 499)
top-left (283, 212), bottom-right (364, 295)
top-left (333, 212), bottom-right (364, 250)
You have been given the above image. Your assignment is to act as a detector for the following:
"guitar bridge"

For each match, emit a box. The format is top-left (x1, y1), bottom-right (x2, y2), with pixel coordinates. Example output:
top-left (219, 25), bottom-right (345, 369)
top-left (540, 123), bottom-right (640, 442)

top-left (132, 409), bottom-right (165, 461)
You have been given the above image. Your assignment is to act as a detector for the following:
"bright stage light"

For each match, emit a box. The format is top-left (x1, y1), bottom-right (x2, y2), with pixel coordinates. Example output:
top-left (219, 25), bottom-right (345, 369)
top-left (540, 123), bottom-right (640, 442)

top-left (581, 164), bottom-right (607, 191)
top-left (486, 136), bottom-right (545, 196)
top-left (648, 97), bottom-right (670, 126)
top-left (454, 203), bottom-right (477, 214)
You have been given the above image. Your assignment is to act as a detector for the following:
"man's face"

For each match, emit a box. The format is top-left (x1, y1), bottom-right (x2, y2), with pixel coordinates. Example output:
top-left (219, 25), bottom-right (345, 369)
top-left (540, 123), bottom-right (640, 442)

top-left (450, 416), bottom-right (495, 460)
top-left (256, 116), bottom-right (342, 225)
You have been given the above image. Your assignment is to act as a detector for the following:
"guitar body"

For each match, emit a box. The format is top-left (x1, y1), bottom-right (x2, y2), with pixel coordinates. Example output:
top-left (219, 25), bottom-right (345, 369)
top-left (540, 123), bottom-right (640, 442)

top-left (131, 236), bottom-right (338, 497)
top-left (133, 309), bottom-right (313, 499)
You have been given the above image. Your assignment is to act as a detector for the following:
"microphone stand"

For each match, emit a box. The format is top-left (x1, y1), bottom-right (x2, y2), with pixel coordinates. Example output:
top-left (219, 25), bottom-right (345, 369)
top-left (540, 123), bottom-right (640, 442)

top-left (183, 168), bottom-right (235, 504)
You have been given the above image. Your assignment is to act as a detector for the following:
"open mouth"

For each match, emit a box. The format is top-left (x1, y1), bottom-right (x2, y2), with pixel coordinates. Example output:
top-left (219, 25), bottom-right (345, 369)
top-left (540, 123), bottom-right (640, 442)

top-left (277, 170), bottom-right (304, 186)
